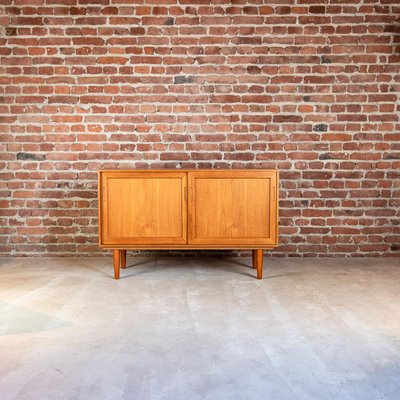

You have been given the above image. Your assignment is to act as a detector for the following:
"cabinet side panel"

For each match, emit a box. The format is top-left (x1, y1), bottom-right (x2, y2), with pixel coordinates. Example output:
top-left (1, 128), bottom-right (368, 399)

top-left (269, 171), bottom-right (278, 246)
top-left (98, 171), bottom-right (103, 246)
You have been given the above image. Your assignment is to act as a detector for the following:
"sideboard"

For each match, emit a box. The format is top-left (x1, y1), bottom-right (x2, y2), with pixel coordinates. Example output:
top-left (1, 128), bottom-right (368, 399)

top-left (98, 170), bottom-right (278, 279)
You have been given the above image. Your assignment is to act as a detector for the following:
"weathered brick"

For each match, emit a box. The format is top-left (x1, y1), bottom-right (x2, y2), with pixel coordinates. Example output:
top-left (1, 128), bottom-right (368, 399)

top-left (16, 152), bottom-right (46, 161)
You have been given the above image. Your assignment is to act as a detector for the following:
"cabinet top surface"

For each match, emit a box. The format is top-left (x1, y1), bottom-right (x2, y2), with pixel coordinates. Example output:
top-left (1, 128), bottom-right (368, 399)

top-left (99, 169), bottom-right (278, 173)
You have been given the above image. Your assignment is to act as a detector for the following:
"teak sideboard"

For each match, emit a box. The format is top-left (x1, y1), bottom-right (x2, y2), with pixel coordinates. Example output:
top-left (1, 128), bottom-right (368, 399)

top-left (98, 170), bottom-right (279, 279)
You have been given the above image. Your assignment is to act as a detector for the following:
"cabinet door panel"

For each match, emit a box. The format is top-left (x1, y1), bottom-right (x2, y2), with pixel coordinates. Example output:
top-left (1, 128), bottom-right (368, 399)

top-left (99, 172), bottom-right (187, 245)
top-left (188, 171), bottom-right (277, 246)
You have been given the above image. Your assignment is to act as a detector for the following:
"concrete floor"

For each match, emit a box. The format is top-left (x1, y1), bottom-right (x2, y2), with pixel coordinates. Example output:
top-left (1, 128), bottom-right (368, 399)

top-left (0, 257), bottom-right (399, 400)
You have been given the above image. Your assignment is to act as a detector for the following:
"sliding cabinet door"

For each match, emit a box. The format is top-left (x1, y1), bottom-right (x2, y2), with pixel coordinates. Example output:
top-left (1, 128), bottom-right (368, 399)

top-left (99, 171), bottom-right (187, 246)
top-left (188, 171), bottom-right (277, 246)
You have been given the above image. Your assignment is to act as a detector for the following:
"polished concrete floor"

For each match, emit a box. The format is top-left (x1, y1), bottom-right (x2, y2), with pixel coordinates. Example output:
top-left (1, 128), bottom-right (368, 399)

top-left (0, 257), bottom-right (399, 400)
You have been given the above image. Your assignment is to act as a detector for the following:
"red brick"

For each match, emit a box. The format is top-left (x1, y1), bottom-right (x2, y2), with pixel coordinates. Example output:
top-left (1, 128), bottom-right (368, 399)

top-left (0, 2), bottom-right (397, 258)
top-left (98, 56), bottom-right (128, 65)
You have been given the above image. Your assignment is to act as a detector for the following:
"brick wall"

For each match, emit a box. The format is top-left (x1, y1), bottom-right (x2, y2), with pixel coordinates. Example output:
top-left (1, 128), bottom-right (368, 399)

top-left (1, 0), bottom-right (399, 257)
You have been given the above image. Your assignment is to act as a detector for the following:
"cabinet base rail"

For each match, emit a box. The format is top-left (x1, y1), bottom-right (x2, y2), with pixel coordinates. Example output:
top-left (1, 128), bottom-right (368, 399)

top-left (112, 249), bottom-right (264, 280)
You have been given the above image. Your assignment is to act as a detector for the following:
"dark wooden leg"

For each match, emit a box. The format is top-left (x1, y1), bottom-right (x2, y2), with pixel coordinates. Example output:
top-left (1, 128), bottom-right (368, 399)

top-left (121, 250), bottom-right (126, 269)
top-left (256, 249), bottom-right (263, 280)
top-left (113, 249), bottom-right (120, 280)
top-left (252, 250), bottom-right (257, 269)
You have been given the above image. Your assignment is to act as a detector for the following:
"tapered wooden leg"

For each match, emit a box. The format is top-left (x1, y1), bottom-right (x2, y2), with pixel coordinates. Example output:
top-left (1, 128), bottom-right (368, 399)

top-left (255, 249), bottom-right (263, 280)
top-left (113, 249), bottom-right (120, 280)
top-left (121, 250), bottom-right (126, 269)
top-left (252, 250), bottom-right (257, 269)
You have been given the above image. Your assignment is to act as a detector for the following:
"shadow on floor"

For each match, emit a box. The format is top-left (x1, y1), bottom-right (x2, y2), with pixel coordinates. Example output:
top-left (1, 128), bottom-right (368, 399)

top-left (117, 257), bottom-right (258, 280)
